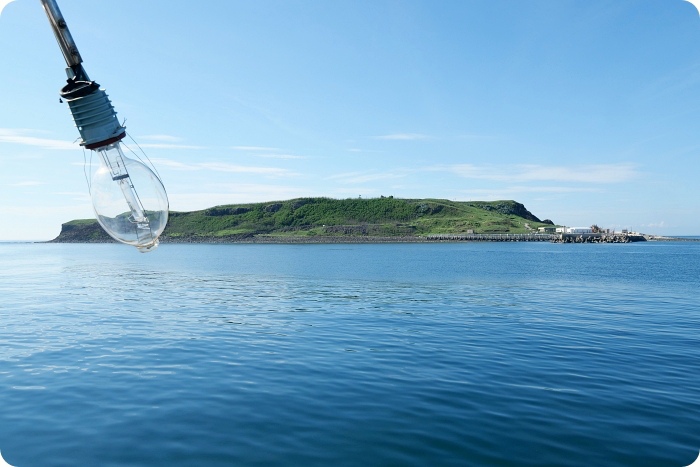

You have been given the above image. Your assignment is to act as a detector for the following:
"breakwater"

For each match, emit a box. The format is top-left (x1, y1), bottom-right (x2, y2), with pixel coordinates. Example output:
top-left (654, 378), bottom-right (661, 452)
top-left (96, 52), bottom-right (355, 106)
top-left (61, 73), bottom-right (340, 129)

top-left (553, 233), bottom-right (646, 243)
top-left (51, 230), bottom-right (655, 245)
top-left (425, 233), bottom-right (647, 243)
top-left (425, 233), bottom-right (555, 242)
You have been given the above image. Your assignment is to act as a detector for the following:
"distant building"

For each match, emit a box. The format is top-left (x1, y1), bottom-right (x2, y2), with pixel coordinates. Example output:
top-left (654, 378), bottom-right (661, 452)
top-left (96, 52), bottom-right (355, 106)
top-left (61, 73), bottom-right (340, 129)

top-left (567, 227), bottom-right (593, 234)
top-left (538, 226), bottom-right (556, 233)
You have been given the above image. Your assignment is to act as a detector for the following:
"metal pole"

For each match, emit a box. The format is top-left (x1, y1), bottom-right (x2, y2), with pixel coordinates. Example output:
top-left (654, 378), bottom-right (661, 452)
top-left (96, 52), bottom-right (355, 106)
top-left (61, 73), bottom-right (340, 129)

top-left (39, 0), bottom-right (83, 70)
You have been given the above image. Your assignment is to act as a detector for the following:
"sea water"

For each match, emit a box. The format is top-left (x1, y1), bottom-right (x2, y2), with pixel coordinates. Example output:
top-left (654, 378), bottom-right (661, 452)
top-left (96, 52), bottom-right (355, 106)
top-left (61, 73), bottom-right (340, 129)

top-left (0, 242), bottom-right (698, 466)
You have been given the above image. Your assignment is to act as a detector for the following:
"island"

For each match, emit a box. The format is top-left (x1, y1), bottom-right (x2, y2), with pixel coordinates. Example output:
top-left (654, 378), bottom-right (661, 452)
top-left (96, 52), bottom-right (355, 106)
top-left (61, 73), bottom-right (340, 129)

top-left (51, 197), bottom-right (560, 244)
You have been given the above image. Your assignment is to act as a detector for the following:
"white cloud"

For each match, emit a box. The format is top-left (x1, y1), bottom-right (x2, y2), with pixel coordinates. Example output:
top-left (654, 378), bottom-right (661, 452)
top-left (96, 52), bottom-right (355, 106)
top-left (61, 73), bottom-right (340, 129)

top-left (150, 158), bottom-right (298, 177)
top-left (436, 163), bottom-right (640, 184)
top-left (229, 146), bottom-right (304, 159)
top-left (136, 143), bottom-right (205, 150)
top-left (459, 186), bottom-right (602, 198)
top-left (200, 162), bottom-right (297, 176)
top-left (346, 148), bottom-right (384, 153)
top-left (0, 129), bottom-right (76, 150)
top-left (147, 158), bottom-right (193, 170)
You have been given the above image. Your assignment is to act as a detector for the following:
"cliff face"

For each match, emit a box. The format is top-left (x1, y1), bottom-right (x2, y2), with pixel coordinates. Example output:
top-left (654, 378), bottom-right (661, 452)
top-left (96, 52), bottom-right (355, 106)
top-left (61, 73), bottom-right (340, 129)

top-left (468, 201), bottom-right (542, 223)
top-left (50, 220), bottom-right (114, 243)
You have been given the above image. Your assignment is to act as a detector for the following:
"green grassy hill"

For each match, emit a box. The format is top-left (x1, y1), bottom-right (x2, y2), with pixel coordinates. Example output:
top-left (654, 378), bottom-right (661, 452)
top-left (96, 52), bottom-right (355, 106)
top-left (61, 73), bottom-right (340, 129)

top-left (52, 197), bottom-right (555, 243)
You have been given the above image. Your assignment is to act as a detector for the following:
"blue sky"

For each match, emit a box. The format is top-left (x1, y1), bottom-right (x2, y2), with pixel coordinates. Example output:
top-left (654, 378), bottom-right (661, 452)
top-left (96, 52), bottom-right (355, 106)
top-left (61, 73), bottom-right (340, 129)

top-left (1, 0), bottom-right (699, 240)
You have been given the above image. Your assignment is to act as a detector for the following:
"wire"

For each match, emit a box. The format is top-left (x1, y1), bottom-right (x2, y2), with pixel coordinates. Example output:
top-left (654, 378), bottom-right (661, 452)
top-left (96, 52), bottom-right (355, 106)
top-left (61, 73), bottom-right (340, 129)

top-left (82, 146), bottom-right (92, 193)
top-left (123, 133), bottom-right (165, 183)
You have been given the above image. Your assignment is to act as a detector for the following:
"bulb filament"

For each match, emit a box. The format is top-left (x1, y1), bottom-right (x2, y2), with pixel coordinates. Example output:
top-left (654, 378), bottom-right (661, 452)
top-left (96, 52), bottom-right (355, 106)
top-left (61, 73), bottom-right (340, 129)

top-left (96, 143), bottom-right (151, 231)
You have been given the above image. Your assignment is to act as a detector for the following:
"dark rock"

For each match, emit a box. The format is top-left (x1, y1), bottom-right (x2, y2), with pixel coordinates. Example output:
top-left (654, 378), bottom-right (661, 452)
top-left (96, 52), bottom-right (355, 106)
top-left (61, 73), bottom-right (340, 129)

top-left (50, 221), bottom-right (114, 243)
top-left (416, 203), bottom-right (443, 215)
top-left (264, 203), bottom-right (282, 213)
top-left (472, 201), bottom-right (542, 223)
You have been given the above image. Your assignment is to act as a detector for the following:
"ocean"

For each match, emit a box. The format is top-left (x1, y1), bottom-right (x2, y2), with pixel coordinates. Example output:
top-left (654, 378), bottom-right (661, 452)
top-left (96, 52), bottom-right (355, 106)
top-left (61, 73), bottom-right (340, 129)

top-left (0, 241), bottom-right (698, 466)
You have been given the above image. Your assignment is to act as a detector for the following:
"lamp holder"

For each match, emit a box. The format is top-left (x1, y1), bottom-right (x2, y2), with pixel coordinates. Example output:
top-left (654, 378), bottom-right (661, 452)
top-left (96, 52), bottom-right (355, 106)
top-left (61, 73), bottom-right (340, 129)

top-left (41, 0), bottom-right (125, 149)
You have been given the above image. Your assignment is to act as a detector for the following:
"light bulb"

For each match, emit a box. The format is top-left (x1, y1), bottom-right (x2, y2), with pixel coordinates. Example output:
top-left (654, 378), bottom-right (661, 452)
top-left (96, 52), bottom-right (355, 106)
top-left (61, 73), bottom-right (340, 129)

top-left (90, 142), bottom-right (168, 252)
top-left (40, 0), bottom-right (169, 252)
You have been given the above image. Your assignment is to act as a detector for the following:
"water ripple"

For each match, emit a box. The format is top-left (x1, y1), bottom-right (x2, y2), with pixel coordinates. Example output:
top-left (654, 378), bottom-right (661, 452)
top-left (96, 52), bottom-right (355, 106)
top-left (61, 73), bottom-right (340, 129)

top-left (0, 243), bottom-right (698, 466)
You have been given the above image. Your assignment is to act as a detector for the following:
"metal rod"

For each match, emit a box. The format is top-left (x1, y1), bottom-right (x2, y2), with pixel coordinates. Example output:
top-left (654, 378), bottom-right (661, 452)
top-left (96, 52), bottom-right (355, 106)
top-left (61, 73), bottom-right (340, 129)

top-left (40, 0), bottom-right (83, 68)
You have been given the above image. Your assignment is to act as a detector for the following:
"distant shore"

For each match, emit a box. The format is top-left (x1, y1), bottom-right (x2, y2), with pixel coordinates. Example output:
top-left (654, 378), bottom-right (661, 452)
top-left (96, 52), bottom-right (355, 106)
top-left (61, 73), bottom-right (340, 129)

top-left (44, 233), bottom-right (700, 245)
top-left (161, 235), bottom-right (432, 244)
top-left (45, 198), bottom-right (700, 245)
top-left (644, 235), bottom-right (700, 241)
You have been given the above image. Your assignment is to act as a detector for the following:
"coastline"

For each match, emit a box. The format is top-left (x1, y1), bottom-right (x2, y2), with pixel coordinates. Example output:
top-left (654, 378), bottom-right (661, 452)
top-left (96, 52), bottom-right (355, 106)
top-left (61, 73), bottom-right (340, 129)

top-left (162, 235), bottom-right (433, 244)
top-left (44, 232), bottom-right (700, 245)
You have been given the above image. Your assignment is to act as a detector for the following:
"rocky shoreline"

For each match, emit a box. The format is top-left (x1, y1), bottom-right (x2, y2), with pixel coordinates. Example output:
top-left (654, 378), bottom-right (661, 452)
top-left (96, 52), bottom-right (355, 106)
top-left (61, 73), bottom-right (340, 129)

top-left (48, 219), bottom-right (692, 245)
top-left (50, 233), bottom-right (693, 245)
top-left (160, 235), bottom-right (433, 244)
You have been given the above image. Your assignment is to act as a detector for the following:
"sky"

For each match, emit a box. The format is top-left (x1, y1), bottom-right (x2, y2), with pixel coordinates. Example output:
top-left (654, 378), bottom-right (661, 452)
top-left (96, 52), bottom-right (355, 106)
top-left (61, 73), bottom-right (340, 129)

top-left (1, 0), bottom-right (700, 240)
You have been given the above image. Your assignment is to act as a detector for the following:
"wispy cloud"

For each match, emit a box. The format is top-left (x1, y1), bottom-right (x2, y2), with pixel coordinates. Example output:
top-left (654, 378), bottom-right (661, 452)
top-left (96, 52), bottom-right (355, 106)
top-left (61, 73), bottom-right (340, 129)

top-left (151, 158), bottom-right (298, 177)
top-left (325, 163), bottom-right (635, 188)
top-left (167, 183), bottom-right (317, 211)
top-left (346, 148), bottom-right (384, 153)
top-left (146, 158), bottom-right (192, 170)
top-left (200, 162), bottom-right (295, 176)
top-left (130, 134), bottom-right (204, 150)
top-left (0, 129), bottom-right (76, 150)
top-left (374, 133), bottom-right (430, 141)
top-left (435, 163), bottom-right (640, 184)
top-left (230, 146), bottom-right (305, 159)
top-left (460, 186), bottom-right (602, 197)
top-left (136, 143), bottom-right (205, 150)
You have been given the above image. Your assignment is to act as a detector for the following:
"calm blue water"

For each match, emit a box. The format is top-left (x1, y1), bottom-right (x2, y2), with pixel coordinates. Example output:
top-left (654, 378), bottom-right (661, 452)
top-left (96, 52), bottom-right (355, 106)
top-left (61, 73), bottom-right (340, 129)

top-left (0, 242), bottom-right (698, 466)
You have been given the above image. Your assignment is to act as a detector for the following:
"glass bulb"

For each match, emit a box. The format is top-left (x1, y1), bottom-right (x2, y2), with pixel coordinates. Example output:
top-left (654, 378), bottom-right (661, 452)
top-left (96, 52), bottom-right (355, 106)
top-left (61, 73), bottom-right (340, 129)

top-left (90, 142), bottom-right (169, 252)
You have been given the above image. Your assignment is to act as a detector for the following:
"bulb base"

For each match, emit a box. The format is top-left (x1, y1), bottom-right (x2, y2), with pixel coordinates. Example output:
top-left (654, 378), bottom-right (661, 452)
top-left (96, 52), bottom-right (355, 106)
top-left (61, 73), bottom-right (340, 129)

top-left (61, 78), bottom-right (125, 148)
